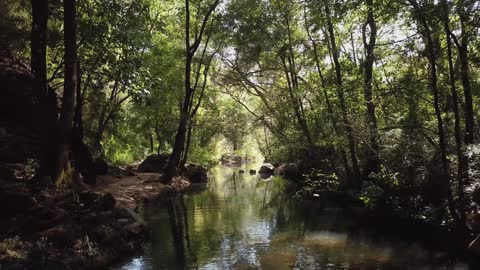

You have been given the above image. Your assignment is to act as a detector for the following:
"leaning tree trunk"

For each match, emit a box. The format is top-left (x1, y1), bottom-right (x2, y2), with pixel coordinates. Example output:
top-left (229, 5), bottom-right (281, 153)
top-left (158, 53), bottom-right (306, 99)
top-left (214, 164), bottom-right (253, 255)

top-left (303, 4), bottom-right (351, 179)
top-left (362, 0), bottom-right (381, 177)
top-left (165, 0), bottom-right (192, 178)
top-left (324, 1), bottom-right (360, 187)
top-left (55, 0), bottom-right (77, 186)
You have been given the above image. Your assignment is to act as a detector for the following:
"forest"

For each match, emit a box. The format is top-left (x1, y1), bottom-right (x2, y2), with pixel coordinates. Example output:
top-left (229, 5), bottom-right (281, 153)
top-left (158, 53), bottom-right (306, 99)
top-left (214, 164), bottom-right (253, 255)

top-left (1, 0), bottom-right (480, 269)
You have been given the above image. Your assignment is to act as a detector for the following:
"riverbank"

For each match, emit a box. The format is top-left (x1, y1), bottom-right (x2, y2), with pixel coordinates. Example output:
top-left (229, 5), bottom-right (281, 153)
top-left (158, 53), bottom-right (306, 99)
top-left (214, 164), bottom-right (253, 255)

top-left (0, 163), bottom-right (171, 270)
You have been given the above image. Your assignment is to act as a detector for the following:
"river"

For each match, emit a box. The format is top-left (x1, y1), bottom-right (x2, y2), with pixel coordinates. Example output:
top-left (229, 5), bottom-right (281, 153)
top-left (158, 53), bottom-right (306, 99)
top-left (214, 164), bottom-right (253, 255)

top-left (116, 164), bottom-right (470, 270)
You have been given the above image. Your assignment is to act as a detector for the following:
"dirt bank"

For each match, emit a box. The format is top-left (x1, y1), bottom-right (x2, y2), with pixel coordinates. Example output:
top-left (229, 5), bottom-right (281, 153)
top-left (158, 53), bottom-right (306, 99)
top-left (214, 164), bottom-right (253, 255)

top-left (0, 167), bottom-right (168, 270)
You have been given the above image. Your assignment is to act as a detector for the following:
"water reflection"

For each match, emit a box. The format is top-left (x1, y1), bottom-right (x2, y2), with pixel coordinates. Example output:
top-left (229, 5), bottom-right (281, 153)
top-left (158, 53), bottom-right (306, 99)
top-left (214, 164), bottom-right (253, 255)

top-left (117, 165), bottom-right (470, 270)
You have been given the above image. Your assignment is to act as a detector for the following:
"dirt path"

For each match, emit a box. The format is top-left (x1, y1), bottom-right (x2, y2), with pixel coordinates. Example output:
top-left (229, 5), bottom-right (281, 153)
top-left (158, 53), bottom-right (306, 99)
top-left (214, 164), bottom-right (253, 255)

top-left (94, 172), bottom-right (167, 209)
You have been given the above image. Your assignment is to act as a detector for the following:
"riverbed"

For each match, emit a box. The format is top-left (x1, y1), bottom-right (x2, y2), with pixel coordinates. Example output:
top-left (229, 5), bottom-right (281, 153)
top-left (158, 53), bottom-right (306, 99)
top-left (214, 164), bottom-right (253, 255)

top-left (116, 164), bottom-right (470, 270)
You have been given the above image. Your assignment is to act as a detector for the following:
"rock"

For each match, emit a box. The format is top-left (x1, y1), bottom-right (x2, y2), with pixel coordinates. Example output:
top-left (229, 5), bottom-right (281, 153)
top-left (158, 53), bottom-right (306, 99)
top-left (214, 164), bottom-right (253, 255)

top-left (115, 207), bottom-right (143, 224)
top-left (170, 176), bottom-right (191, 192)
top-left (0, 163), bottom-right (27, 181)
top-left (40, 224), bottom-right (79, 248)
top-left (221, 155), bottom-right (244, 167)
top-left (78, 191), bottom-right (116, 211)
top-left (469, 233), bottom-right (480, 256)
top-left (0, 190), bottom-right (37, 218)
top-left (274, 163), bottom-right (298, 179)
top-left (122, 222), bottom-right (145, 237)
top-left (249, 169), bottom-right (256, 175)
top-left (109, 166), bottom-right (137, 177)
top-left (94, 158), bottom-right (109, 175)
top-left (96, 193), bottom-right (116, 211)
top-left (239, 170), bottom-right (245, 174)
top-left (258, 163), bottom-right (275, 174)
top-left (183, 163), bottom-right (208, 183)
top-left (117, 218), bottom-right (130, 225)
top-left (137, 154), bottom-right (169, 173)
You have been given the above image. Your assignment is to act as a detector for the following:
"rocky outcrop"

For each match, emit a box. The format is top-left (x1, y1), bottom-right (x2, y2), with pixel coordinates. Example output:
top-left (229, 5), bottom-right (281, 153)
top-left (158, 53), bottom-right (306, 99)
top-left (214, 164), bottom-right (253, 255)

top-left (183, 163), bottom-right (208, 183)
top-left (0, 172), bottom-right (153, 270)
top-left (221, 155), bottom-right (244, 167)
top-left (259, 163), bottom-right (275, 174)
top-left (137, 154), bottom-right (169, 173)
top-left (0, 52), bottom-right (50, 162)
top-left (274, 163), bottom-right (298, 179)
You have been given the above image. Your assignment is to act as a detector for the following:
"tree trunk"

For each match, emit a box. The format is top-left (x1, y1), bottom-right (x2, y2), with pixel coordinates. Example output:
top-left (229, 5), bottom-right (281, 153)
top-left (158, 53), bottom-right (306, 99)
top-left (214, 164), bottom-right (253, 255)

top-left (283, 7), bottom-right (312, 145)
top-left (166, 0), bottom-right (219, 179)
top-left (443, 0), bottom-right (468, 242)
top-left (362, 0), bottom-right (380, 177)
top-left (303, 6), bottom-right (351, 180)
top-left (73, 60), bottom-right (83, 139)
top-left (410, 0), bottom-right (460, 225)
top-left (180, 122), bottom-right (193, 167)
top-left (166, 0), bottom-right (192, 179)
top-left (31, 0), bottom-right (48, 98)
top-left (55, 0), bottom-right (77, 186)
top-left (459, 44), bottom-right (474, 145)
top-left (455, 5), bottom-right (474, 145)
top-left (324, 1), bottom-right (360, 186)
top-left (32, 0), bottom-right (56, 179)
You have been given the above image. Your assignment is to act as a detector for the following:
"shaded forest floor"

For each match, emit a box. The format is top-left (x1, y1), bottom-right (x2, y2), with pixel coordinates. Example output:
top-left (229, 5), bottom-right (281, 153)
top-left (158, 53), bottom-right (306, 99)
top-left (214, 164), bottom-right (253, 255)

top-left (0, 162), bottom-right (172, 270)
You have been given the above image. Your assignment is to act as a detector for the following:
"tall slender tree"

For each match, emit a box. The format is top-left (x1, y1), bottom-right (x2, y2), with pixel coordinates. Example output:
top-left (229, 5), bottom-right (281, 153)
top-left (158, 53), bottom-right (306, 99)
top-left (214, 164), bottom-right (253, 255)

top-left (408, 0), bottom-right (460, 225)
top-left (362, 0), bottom-right (380, 177)
top-left (166, 0), bottom-right (220, 178)
top-left (31, 0), bottom-right (55, 178)
top-left (55, 0), bottom-right (77, 185)
top-left (323, 0), bottom-right (360, 186)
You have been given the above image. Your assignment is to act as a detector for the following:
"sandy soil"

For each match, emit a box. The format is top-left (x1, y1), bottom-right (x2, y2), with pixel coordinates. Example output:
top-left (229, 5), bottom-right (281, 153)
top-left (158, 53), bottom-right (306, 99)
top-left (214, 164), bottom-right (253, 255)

top-left (94, 172), bottom-right (167, 209)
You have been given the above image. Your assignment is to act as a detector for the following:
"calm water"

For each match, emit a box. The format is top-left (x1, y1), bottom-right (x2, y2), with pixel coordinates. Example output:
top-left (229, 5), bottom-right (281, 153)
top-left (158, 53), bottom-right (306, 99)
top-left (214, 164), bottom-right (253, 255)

top-left (116, 164), bottom-right (470, 270)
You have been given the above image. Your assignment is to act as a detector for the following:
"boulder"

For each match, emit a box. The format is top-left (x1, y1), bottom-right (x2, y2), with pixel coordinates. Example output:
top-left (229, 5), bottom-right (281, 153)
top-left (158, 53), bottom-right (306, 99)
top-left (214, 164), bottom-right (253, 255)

top-left (221, 155), bottom-right (244, 167)
top-left (78, 191), bottom-right (116, 211)
top-left (137, 154), bottom-right (169, 173)
top-left (0, 190), bottom-right (38, 218)
top-left (274, 163), bottom-right (298, 179)
top-left (40, 224), bottom-right (79, 248)
top-left (96, 193), bottom-right (116, 211)
top-left (258, 163), bottom-right (275, 174)
top-left (122, 222), bottom-right (145, 238)
top-left (183, 164), bottom-right (208, 183)
top-left (168, 176), bottom-right (191, 192)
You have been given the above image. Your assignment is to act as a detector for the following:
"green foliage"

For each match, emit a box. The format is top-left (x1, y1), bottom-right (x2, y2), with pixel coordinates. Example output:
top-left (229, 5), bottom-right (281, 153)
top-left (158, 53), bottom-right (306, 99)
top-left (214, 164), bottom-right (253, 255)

top-left (3, 0), bottom-right (480, 230)
top-left (359, 166), bottom-right (400, 209)
top-left (295, 169), bottom-right (339, 199)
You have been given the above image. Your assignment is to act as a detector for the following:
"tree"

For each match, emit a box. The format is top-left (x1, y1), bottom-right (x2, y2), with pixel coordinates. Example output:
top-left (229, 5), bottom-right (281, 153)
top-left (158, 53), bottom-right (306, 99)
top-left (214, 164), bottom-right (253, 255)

top-left (407, 0), bottom-right (460, 226)
top-left (362, 0), bottom-right (380, 177)
top-left (31, 0), bottom-right (57, 178)
top-left (323, 0), bottom-right (360, 185)
top-left (55, 0), bottom-right (77, 186)
top-left (166, 0), bottom-right (220, 178)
